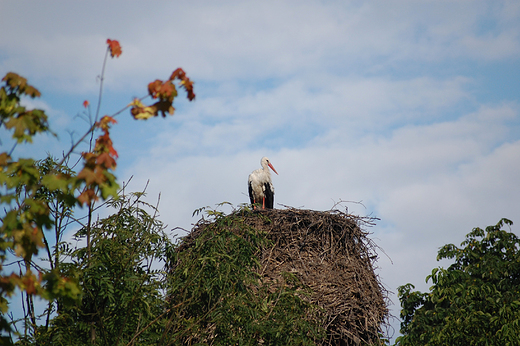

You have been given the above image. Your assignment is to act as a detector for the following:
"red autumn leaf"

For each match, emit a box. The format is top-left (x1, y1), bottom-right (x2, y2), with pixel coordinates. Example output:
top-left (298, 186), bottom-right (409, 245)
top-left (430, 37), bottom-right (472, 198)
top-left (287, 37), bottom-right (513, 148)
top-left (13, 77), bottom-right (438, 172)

top-left (162, 81), bottom-right (177, 99)
top-left (148, 80), bottom-right (162, 98)
top-left (106, 39), bottom-right (122, 58)
top-left (78, 188), bottom-right (98, 205)
top-left (22, 274), bottom-right (38, 295)
top-left (182, 79), bottom-right (196, 101)
top-left (77, 167), bottom-right (104, 185)
top-left (169, 68), bottom-right (186, 81)
top-left (83, 100), bottom-right (89, 108)
top-left (105, 115), bottom-right (117, 125)
top-left (109, 145), bottom-right (119, 159)
top-left (81, 152), bottom-right (97, 168)
top-left (96, 152), bottom-right (116, 169)
top-left (147, 80), bottom-right (177, 101)
top-left (168, 68), bottom-right (195, 101)
top-left (96, 115), bottom-right (117, 131)
top-left (95, 133), bottom-right (113, 151)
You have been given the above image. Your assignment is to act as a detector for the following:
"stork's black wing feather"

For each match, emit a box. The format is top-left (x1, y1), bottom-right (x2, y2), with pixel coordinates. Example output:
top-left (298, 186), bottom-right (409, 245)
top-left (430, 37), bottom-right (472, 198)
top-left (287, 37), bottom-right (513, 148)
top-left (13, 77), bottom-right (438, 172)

top-left (248, 181), bottom-right (255, 204)
top-left (264, 183), bottom-right (274, 209)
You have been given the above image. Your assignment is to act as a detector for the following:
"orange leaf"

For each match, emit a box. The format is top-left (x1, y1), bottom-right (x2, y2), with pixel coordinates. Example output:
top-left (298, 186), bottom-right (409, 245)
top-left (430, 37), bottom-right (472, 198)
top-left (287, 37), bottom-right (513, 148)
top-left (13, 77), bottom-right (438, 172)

top-left (169, 68), bottom-right (195, 101)
top-left (169, 68), bottom-right (186, 81)
top-left (96, 152), bottom-right (116, 169)
top-left (95, 132), bottom-right (113, 151)
top-left (22, 273), bottom-right (39, 295)
top-left (183, 79), bottom-right (196, 101)
top-left (81, 152), bottom-right (97, 168)
top-left (77, 168), bottom-right (104, 185)
top-left (104, 115), bottom-right (117, 124)
top-left (148, 80), bottom-right (162, 99)
top-left (106, 39), bottom-right (122, 58)
top-left (78, 188), bottom-right (98, 205)
top-left (83, 100), bottom-right (89, 108)
top-left (96, 115), bottom-right (117, 131)
top-left (109, 146), bottom-right (119, 159)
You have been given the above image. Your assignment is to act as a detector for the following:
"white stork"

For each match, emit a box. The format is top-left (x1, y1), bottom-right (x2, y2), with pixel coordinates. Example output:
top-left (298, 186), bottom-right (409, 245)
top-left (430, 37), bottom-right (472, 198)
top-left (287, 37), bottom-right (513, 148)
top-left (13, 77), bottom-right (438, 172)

top-left (248, 157), bottom-right (278, 209)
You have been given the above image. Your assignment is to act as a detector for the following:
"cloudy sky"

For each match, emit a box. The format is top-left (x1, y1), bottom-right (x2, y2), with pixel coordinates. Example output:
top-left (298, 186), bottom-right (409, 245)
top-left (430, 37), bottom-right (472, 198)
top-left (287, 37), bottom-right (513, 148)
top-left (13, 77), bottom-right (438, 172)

top-left (2, 0), bottom-right (520, 339)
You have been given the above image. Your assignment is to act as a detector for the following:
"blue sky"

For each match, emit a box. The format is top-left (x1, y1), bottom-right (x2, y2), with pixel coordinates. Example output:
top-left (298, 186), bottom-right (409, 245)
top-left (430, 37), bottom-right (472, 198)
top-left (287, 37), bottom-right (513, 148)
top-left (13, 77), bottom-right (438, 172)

top-left (2, 0), bottom-right (520, 339)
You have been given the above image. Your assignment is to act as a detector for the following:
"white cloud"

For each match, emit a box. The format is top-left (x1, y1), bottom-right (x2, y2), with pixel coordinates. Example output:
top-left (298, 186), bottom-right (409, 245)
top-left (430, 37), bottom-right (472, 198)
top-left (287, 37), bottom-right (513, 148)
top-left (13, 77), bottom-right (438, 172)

top-left (138, 73), bottom-right (474, 161)
top-left (123, 100), bottom-right (519, 237)
top-left (2, 1), bottom-right (519, 95)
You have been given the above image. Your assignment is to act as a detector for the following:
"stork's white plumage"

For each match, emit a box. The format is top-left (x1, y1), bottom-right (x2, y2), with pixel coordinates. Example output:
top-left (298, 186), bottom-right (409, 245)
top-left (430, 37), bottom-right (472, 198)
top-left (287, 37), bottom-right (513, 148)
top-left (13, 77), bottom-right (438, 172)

top-left (248, 157), bottom-right (278, 209)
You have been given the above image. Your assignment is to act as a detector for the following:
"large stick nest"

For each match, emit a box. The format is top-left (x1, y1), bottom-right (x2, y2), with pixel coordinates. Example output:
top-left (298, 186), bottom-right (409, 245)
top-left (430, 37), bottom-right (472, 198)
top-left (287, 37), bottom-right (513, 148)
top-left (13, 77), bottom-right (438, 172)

top-left (177, 207), bottom-right (389, 345)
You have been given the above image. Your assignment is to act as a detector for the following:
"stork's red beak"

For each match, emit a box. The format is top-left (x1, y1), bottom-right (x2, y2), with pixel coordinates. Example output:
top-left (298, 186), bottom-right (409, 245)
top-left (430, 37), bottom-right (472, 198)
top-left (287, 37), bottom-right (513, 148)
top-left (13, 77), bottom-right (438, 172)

top-left (268, 163), bottom-right (278, 175)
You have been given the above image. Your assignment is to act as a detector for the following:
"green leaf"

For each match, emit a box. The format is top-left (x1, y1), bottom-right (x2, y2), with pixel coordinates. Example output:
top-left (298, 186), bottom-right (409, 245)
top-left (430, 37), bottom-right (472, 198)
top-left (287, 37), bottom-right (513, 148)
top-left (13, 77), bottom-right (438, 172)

top-left (41, 173), bottom-right (72, 192)
top-left (398, 219), bottom-right (520, 345)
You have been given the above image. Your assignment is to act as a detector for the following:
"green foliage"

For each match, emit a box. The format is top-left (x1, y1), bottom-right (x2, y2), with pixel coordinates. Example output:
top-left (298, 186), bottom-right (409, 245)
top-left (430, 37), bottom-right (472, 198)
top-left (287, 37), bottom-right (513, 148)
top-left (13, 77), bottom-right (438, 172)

top-left (164, 209), bottom-right (325, 346)
top-left (1, 38), bottom-right (196, 344)
top-left (396, 218), bottom-right (520, 346)
top-left (15, 203), bottom-right (326, 346)
top-left (0, 75), bottom-right (79, 342)
top-left (0, 72), bottom-right (51, 143)
top-left (19, 192), bottom-right (173, 346)
top-left (0, 71), bottom-right (119, 334)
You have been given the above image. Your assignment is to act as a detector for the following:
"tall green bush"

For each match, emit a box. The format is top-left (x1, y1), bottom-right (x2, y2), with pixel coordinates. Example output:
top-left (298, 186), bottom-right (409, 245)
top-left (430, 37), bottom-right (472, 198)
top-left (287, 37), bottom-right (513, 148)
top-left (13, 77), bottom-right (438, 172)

top-left (163, 209), bottom-right (324, 346)
top-left (396, 218), bottom-right (520, 346)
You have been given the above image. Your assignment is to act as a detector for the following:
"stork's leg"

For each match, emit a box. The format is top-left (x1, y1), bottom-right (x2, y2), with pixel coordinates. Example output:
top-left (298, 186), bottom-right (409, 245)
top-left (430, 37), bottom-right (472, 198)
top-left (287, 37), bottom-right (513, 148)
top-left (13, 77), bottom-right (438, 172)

top-left (262, 197), bottom-right (265, 209)
top-left (253, 199), bottom-right (257, 210)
